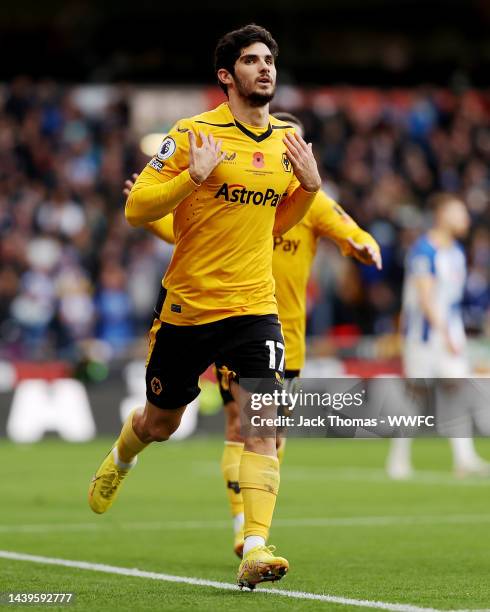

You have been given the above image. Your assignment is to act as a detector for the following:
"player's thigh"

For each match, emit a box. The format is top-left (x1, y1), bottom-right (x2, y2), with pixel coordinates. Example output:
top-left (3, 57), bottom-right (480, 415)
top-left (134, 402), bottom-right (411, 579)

top-left (146, 318), bottom-right (218, 409)
top-left (219, 315), bottom-right (284, 453)
top-left (220, 315), bottom-right (286, 384)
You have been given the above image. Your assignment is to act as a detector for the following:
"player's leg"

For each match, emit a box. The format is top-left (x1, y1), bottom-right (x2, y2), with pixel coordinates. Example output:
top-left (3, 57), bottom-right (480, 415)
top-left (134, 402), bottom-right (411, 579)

top-left (386, 437), bottom-right (413, 480)
top-left (88, 401), bottom-right (186, 514)
top-left (275, 370), bottom-right (300, 464)
top-left (387, 343), bottom-right (431, 479)
top-left (217, 364), bottom-right (246, 557)
top-left (219, 315), bottom-right (288, 588)
top-left (219, 362), bottom-right (291, 558)
top-left (435, 350), bottom-right (490, 477)
top-left (237, 398), bottom-right (288, 589)
top-left (435, 376), bottom-right (490, 477)
top-left (88, 316), bottom-right (212, 514)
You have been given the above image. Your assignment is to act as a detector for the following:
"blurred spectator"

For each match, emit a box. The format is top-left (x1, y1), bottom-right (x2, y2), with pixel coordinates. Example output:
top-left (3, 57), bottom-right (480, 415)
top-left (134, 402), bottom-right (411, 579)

top-left (94, 261), bottom-right (134, 357)
top-left (0, 80), bottom-right (488, 361)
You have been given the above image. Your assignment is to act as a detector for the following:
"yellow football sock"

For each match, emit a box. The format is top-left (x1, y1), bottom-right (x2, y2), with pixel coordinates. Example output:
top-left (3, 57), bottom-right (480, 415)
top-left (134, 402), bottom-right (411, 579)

top-left (239, 450), bottom-right (280, 540)
top-left (116, 409), bottom-right (148, 464)
top-left (221, 441), bottom-right (244, 517)
top-left (277, 438), bottom-right (286, 465)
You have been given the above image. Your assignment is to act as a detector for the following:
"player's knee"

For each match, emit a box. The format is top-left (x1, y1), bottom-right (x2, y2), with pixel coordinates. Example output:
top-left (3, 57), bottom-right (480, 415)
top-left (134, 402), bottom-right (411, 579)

top-left (146, 417), bottom-right (181, 441)
top-left (147, 425), bottom-right (170, 442)
top-left (142, 404), bottom-right (184, 442)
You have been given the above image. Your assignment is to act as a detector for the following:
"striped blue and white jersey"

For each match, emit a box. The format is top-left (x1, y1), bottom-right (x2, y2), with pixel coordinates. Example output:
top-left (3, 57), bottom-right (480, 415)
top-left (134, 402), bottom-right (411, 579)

top-left (402, 234), bottom-right (466, 346)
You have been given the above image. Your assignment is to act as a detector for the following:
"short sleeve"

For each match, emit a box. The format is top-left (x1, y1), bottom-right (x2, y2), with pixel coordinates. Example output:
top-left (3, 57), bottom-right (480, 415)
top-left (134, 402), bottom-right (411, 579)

top-left (407, 240), bottom-right (436, 276)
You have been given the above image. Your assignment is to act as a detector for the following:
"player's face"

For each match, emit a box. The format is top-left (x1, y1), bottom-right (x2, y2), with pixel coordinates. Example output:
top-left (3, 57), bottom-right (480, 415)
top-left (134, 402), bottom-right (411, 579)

top-left (232, 42), bottom-right (277, 107)
top-left (442, 200), bottom-right (470, 238)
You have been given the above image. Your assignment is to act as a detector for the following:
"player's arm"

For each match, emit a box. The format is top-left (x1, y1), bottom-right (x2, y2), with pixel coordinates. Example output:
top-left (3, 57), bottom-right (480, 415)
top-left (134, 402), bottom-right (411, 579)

top-left (125, 127), bottom-right (224, 226)
top-left (123, 174), bottom-right (175, 244)
top-left (414, 275), bottom-right (443, 328)
top-left (144, 216), bottom-right (175, 244)
top-left (273, 132), bottom-right (321, 235)
top-left (312, 192), bottom-right (382, 269)
top-left (411, 257), bottom-right (459, 354)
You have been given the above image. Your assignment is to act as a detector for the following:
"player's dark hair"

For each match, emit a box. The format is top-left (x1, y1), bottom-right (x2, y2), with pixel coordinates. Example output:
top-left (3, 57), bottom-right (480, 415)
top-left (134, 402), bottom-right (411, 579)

top-left (429, 192), bottom-right (464, 213)
top-left (214, 24), bottom-right (279, 95)
top-left (272, 112), bottom-right (304, 133)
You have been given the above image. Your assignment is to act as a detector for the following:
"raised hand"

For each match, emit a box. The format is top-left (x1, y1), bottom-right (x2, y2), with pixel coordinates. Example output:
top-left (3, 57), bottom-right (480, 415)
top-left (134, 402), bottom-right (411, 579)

top-left (443, 328), bottom-right (461, 356)
top-left (283, 132), bottom-right (322, 193)
top-left (347, 238), bottom-right (383, 270)
top-left (188, 131), bottom-right (225, 185)
top-left (123, 173), bottom-right (139, 197)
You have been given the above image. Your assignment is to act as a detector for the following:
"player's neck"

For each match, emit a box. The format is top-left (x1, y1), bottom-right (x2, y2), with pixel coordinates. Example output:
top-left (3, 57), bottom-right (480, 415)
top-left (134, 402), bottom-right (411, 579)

top-left (226, 97), bottom-right (269, 128)
top-left (429, 227), bottom-right (454, 248)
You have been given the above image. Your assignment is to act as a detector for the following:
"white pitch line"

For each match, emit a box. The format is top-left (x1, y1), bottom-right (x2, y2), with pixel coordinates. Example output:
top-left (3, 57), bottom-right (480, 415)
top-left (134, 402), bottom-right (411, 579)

top-left (193, 462), bottom-right (490, 487)
top-left (1, 514), bottom-right (490, 534)
top-left (269, 467), bottom-right (490, 487)
top-left (0, 550), bottom-right (486, 612)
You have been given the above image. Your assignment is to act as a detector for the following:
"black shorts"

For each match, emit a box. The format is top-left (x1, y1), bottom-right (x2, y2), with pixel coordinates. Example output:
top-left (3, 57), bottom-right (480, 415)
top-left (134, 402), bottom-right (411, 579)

top-left (146, 305), bottom-right (285, 409)
top-left (216, 366), bottom-right (300, 405)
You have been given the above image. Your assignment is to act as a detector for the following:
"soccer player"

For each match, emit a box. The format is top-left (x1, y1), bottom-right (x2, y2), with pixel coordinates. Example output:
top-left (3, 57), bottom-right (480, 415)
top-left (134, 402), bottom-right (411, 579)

top-left (88, 24), bottom-right (323, 589)
top-left (217, 112), bottom-right (381, 557)
top-left (387, 193), bottom-right (489, 479)
top-left (123, 112), bottom-right (382, 557)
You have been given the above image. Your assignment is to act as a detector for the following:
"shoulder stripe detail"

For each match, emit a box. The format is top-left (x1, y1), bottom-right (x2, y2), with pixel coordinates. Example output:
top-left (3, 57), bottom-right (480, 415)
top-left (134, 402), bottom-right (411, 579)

top-left (195, 121), bottom-right (235, 128)
top-left (272, 124), bottom-right (294, 130)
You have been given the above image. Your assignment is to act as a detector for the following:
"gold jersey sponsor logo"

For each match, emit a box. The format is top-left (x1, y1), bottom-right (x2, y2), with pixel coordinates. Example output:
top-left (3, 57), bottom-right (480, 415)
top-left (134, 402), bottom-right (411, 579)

top-left (273, 236), bottom-right (301, 254)
top-left (214, 183), bottom-right (286, 207)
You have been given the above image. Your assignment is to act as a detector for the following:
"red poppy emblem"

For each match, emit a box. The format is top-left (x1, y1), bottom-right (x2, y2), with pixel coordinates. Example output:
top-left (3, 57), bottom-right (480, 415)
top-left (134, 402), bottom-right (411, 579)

top-left (252, 152), bottom-right (265, 168)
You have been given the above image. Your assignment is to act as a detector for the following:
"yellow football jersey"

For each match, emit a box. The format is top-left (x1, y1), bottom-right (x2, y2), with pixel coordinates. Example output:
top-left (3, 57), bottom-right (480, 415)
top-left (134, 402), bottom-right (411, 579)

top-left (142, 190), bottom-right (378, 370)
top-left (145, 217), bottom-right (174, 243)
top-left (273, 190), bottom-right (379, 370)
top-left (129, 102), bottom-right (306, 325)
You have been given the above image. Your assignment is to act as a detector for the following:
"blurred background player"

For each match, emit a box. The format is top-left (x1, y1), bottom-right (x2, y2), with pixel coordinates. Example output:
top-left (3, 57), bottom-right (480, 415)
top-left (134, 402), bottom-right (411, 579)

top-left (217, 112), bottom-right (381, 557)
top-left (387, 193), bottom-right (490, 479)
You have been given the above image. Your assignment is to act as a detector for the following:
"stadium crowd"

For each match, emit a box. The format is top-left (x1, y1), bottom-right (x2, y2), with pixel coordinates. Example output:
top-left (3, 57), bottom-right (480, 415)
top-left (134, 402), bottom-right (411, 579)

top-left (0, 78), bottom-right (488, 361)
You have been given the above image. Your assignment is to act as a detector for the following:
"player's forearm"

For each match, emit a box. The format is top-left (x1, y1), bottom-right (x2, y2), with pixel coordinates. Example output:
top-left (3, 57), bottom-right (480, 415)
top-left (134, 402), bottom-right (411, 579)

top-left (125, 168), bottom-right (199, 226)
top-left (419, 300), bottom-right (445, 330)
top-left (273, 186), bottom-right (318, 235)
top-left (417, 285), bottom-right (445, 331)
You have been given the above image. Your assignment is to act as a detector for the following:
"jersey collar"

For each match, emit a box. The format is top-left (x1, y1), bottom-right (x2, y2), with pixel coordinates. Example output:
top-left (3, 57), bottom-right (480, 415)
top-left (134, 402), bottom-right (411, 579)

top-left (234, 119), bottom-right (273, 143)
top-left (222, 102), bottom-right (274, 143)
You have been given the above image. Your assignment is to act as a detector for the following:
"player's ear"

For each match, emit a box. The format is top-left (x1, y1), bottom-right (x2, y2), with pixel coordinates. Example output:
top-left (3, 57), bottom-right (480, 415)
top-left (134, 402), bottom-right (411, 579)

top-left (217, 68), bottom-right (233, 88)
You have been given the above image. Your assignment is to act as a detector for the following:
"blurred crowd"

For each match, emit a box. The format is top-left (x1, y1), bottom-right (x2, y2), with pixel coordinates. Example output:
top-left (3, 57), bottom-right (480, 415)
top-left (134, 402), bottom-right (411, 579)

top-left (0, 78), bottom-right (488, 363)
top-left (297, 89), bottom-right (490, 344)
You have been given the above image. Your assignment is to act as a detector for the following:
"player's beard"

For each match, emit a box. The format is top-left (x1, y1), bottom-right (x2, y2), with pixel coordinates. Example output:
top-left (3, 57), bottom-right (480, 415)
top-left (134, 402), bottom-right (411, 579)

top-left (234, 74), bottom-right (275, 108)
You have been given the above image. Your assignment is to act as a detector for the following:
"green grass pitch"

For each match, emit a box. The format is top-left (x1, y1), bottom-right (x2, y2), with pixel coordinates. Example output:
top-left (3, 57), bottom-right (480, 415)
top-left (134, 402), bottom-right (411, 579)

top-left (1, 436), bottom-right (490, 611)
